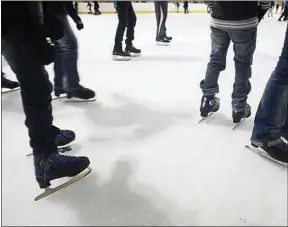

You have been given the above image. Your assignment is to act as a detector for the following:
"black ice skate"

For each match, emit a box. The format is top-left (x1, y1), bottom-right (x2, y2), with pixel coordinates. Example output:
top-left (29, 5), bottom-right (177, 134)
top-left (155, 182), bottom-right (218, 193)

top-left (156, 36), bottom-right (170, 46)
top-left (125, 44), bottom-right (141, 57)
top-left (232, 104), bottom-right (251, 130)
top-left (164, 33), bottom-right (172, 41)
top-left (113, 46), bottom-right (131, 61)
top-left (245, 142), bottom-right (288, 167)
top-left (67, 85), bottom-right (96, 102)
top-left (199, 95), bottom-right (220, 123)
top-left (53, 87), bottom-right (67, 100)
top-left (1, 74), bottom-right (20, 93)
top-left (33, 152), bottom-right (91, 201)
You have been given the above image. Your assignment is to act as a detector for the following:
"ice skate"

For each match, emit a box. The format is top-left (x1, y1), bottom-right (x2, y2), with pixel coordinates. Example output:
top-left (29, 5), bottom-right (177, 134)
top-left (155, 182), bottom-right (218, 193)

top-left (33, 152), bottom-right (91, 201)
top-left (2, 74), bottom-right (20, 93)
top-left (53, 88), bottom-right (67, 100)
top-left (113, 45), bottom-right (131, 61)
top-left (232, 104), bottom-right (251, 130)
top-left (164, 33), bottom-right (172, 41)
top-left (125, 44), bottom-right (141, 57)
top-left (198, 95), bottom-right (220, 123)
top-left (245, 142), bottom-right (288, 168)
top-left (66, 85), bottom-right (96, 102)
top-left (27, 128), bottom-right (76, 156)
top-left (156, 36), bottom-right (170, 46)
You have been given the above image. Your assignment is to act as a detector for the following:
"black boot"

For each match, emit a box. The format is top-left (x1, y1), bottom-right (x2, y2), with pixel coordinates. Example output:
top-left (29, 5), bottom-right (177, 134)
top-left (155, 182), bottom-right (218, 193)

top-left (67, 85), bottom-right (96, 101)
top-left (113, 45), bottom-right (131, 61)
top-left (125, 44), bottom-right (141, 57)
top-left (1, 75), bottom-right (19, 90)
top-left (156, 36), bottom-right (170, 46)
top-left (232, 104), bottom-right (251, 123)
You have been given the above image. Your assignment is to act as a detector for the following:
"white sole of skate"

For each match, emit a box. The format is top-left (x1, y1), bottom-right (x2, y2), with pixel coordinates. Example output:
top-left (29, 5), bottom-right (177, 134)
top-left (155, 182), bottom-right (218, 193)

top-left (35, 166), bottom-right (92, 201)
top-left (232, 119), bottom-right (246, 131)
top-left (156, 42), bottom-right (170, 46)
top-left (52, 94), bottom-right (67, 100)
top-left (130, 53), bottom-right (141, 58)
top-left (2, 87), bottom-right (20, 93)
top-left (112, 56), bottom-right (131, 61)
top-left (245, 145), bottom-right (288, 168)
top-left (64, 97), bottom-right (96, 102)
top-left (198, 112), bottom-right (215, 123)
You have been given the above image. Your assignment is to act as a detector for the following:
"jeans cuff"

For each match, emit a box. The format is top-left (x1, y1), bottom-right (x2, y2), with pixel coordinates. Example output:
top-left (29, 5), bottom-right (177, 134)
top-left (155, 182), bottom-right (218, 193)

top-left (250, 137), bottom-right (282, 147)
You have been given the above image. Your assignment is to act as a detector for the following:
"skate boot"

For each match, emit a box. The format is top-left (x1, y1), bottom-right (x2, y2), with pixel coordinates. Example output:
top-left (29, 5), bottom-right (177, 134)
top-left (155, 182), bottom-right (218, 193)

top-left (113, 45), bottom-right (131, 61)
top-left (1, 76), bottom-right (19, 90)
top-left (67, 85), bottom-right (96, 102)
top-left (200, 95), bottom-right (220, 117)
top-left (54, 87), bottom-right (67, 99)
top-left (250, 141), bottom-right (288, 166)
top-left (156, 36), bottom-right (170, 46)
top-left (33, 152), bottom-right (91, 200)
top-left (125, 44), bottom-right (141, 57)
top-left (52, 126), bottom-right (76, 148)
top-left (232, 104), bottom-right (251, 124)
top-left (164, 33), bottom-right (172, 41)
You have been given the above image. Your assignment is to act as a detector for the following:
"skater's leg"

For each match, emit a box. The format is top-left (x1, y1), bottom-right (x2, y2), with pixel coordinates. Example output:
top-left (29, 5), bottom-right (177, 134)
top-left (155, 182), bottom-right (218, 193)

top-left (251, 24), bottom-right (288, 146)
top-left (125, 2), bottom-right (136, 46)
top-left (201, 27), bottom-right (230, 96)
top-left (230, 28), bottom-right (257, 112)
top-left (158, 1), bottom-right (168, 39)
top-left (53, 14), bottom-right (80, 92)
top-left (114, 1), bottom-right (129, 50)
top-left (154, 1), bottom-right (161, 38)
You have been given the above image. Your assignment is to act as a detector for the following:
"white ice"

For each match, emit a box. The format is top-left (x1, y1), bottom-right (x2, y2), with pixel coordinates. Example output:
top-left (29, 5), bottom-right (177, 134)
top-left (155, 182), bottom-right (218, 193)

top-left (2, 13), bottom-right (287, 226)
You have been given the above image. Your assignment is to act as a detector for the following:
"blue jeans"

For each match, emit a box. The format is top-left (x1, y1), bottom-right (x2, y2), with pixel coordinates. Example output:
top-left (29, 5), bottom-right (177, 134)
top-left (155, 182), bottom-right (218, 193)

top-left (251, 24), bottom-right (288, 146)
top-left (201, 27), bottom-right (257, 112)
top-left (53, 14), bottom-right (80, 91)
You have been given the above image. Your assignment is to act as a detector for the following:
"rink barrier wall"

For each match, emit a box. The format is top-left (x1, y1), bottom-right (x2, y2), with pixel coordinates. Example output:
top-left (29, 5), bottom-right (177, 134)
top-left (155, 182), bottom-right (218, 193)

top-left (78, 2), bottom-right (208, 14)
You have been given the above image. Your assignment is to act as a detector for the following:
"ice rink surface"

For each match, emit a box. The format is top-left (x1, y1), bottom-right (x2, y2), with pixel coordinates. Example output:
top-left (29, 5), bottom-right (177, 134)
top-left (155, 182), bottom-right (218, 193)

top-left (2, 13), bottom-right (287, 226)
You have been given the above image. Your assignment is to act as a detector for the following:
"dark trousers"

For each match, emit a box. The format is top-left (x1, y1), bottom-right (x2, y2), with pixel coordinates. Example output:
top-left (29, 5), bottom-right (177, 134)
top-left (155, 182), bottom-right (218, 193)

top-left (94, 1), bottom-right (99, 11)
top-left (114, 1), bottom-right (136, 48)
top-left (2, 35), bottom-right (57, 155)
top-left (154, 1), bottom-right (168, 38)
top-left (251, 24), bottom-right (288, 146)
top-left (279, 7), bottom-right (288, 21)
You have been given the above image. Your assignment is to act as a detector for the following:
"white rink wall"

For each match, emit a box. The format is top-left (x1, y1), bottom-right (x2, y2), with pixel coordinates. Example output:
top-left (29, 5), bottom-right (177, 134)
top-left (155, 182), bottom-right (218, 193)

top-left (78, 2), bottom-right (208, 13)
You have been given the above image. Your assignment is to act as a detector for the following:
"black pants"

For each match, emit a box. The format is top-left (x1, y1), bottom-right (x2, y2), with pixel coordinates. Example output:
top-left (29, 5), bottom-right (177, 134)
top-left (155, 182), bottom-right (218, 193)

top-left (279, 7), bottom-right (288, 21)
top-left (93, 1), bottom-right (99, 11)
top-left (154, 1), bottom-right (168, 38)
top-left (2, 35), bottom-right (58, 155)
top-left (114, 1), bottom-right (136, 48)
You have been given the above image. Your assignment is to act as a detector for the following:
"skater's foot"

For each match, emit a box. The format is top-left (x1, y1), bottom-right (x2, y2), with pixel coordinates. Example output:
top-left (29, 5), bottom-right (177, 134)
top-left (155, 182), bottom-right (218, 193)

top-left (125, 44), bottom-right (141, 57)
top-left (232, 104), bottom-right (251, 123)
top-left (200, 95), bottom-right (220, 117)
top-left (251, 141), bottom-right (288, 164)
top-left (1, 76), bottom-right (19, 90)
top-left (54, 87), bottom-right (66, 97)
top-left (156, 36), bottom-right (170, 46)
top-left (34, 152), bottom-right (90, 188)
top-left (52, 126), bottom-right (76, 147)
top-left (164, 34), bottom-right (172, 41)
top-left (67, 85), bottom-right (96, 101)
top-left (113, 45), bottom-right (131, 61)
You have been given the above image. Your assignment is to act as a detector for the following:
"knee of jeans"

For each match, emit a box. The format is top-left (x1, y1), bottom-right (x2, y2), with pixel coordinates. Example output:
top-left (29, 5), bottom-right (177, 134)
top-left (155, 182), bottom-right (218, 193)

top-left (234, 54), bottom-right (253, 66)
top-left (208, 60), bottom-right (226, 71)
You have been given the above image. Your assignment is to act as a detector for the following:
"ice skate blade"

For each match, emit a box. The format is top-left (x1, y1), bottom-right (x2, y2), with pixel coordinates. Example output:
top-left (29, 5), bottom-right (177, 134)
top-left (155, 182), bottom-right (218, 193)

top-left (130, 53), bottom-right (141, 57)
top-left (112, 55), bottom-right (131, 61)
top-left (198, 112), bottom-right (215, 123)
top-left (65, 97), bottom-right (96, 102)
top-left (156, 42), bottom-right (170, 46)
top-left (232, 119), bottom-right (246, 131)
top-left (34, 166), bottom-right (92, 201)
top-left (52, 94), bottom-right (67, 100)
top-left (245, 145), bottom-right (288, 168)
top-left (2, 87), bottom-right (20, 93)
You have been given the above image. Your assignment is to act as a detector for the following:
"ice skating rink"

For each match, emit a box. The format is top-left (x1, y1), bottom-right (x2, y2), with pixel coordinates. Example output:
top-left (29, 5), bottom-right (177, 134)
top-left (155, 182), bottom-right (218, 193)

top-left (2, 13), bottom-right (287, 226)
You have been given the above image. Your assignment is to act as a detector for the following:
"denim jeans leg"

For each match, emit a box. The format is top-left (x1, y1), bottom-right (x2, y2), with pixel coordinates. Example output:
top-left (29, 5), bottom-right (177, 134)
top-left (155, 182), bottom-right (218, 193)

top-left (53, 14), bottom-right (80, 91)
top-left (2, 36), bottom-right (57, 155)
top-left (201, 27), bottom-right (230, 95)
top-left (230, 28), bottom-right (257, 112)
top-left (251, 24), bottom-right (288, 146)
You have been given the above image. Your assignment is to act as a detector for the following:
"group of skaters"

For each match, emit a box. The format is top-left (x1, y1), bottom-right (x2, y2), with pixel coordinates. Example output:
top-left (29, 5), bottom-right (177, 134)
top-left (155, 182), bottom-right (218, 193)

top-left (267, 0), bottom-right (288, 21)
top-left (1, 1), bottom-right (288, 195)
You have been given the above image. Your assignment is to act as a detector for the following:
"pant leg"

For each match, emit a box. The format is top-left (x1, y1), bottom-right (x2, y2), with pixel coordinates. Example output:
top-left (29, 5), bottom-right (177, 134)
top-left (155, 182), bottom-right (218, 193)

top-left (94, 1), bottom-right (99, 11)
top-left (2, 35), bottom-right (57, 155)
top-left (229, 28), bottom-right (257, 112)
top-left (284, 8), bottom-right (288, 20)
top-left (201, 27), bottom-right (231, 96)
top-left (125, 2), bottom-right (136, 45)
top-left (114, 1), bottom-right (129, 49)
top-left (158, 1), bottom-right (168, 38)
top-left (251, 24), bottom-right (288, 146)
top-left (154, 2), bottom-right (161, 37)
top-left (53, 14), bottom-right (80, 91)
